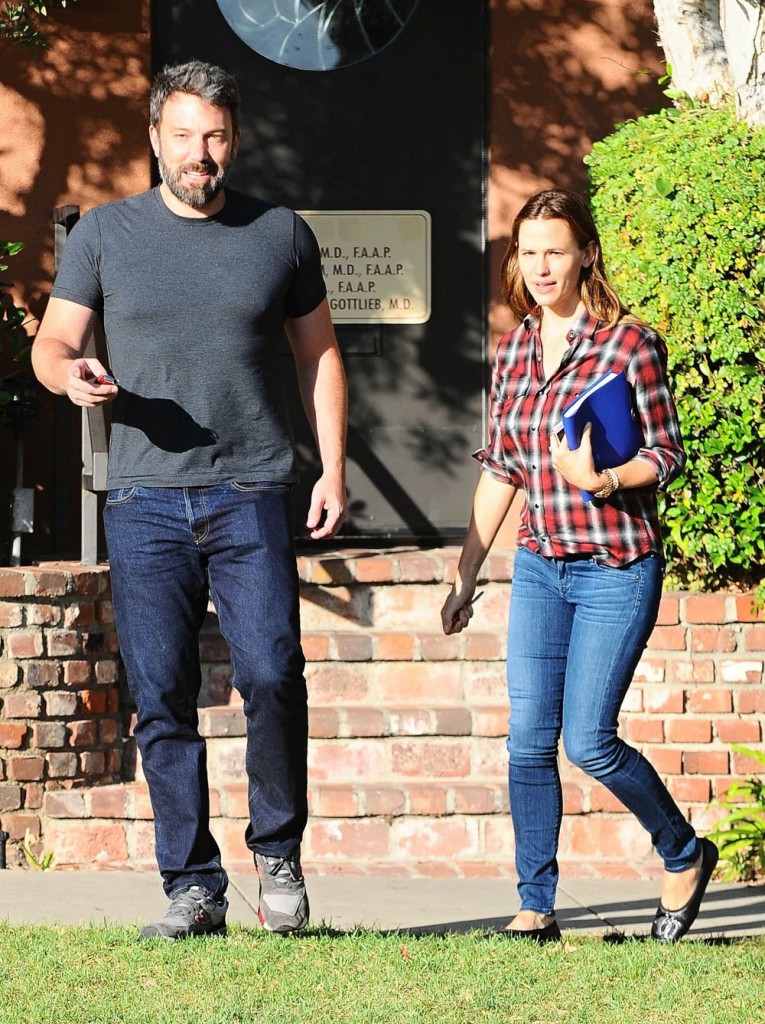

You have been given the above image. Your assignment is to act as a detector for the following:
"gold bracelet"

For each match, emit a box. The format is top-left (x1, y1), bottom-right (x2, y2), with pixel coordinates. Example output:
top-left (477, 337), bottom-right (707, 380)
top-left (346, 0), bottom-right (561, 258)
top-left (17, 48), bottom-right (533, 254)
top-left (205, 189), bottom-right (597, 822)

top-left (593, 467), bottom-right (620, 499)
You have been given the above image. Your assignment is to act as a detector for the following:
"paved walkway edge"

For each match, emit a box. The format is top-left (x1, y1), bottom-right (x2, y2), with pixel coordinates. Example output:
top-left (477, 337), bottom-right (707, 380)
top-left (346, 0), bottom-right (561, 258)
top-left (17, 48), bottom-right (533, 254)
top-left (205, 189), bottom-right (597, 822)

top-left (0, 871), bottom-right (762, 938)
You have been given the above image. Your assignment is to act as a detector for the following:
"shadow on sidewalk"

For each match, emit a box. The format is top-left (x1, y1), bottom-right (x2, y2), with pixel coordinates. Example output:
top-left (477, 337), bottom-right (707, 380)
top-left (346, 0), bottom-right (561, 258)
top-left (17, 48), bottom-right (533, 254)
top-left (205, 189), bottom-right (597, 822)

top-left (308, 884), bottom-right (765, 939)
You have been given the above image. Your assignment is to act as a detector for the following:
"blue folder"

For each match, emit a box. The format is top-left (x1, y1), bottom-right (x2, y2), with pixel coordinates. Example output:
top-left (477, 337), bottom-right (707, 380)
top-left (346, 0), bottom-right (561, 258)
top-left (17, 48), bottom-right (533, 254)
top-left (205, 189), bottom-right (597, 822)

top-left (561, 370), bottom-right (644, 501)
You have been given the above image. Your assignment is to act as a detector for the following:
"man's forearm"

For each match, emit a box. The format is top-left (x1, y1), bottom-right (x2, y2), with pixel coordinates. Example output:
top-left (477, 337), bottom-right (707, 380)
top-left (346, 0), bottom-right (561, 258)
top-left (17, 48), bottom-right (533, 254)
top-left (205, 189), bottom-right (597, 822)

top-left (32, 335), bottom-right (82, 395)
top-left (297, 345), bottom-right (348, 477)
top-left (32, 297), bottom-right (99, 398)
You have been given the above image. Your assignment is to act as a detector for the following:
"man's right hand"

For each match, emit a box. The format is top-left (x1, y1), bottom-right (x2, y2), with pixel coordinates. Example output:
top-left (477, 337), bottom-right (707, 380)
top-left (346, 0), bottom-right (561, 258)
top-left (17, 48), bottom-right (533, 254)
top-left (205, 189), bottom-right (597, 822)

top-left (62, 359), bottom-right (119, 408)
top-left (32, 297), bottom-right (108, 404)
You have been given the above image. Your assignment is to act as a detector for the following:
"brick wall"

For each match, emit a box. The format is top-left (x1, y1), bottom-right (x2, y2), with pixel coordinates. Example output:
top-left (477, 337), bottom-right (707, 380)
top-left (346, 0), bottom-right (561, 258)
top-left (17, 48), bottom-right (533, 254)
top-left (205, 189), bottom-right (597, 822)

top-left (1, 552), bottom-right (763, 876)
top-left (0, 565), bottom-right (122, 866)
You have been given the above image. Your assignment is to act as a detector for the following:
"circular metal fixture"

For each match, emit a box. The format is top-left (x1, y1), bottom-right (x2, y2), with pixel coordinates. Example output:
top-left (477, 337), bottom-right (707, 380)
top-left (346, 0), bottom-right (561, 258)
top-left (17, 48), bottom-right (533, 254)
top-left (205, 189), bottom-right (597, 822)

top-left (215, 0), bottom-right (419, 71)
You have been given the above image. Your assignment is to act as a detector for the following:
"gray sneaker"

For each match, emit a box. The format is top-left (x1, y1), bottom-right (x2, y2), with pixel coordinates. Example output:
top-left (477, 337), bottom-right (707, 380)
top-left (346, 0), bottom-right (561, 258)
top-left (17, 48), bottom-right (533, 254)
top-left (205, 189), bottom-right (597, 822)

top-left (138, 886), bottom-right (228, 941)
top-left (255, 852), bottom-right (309, 933)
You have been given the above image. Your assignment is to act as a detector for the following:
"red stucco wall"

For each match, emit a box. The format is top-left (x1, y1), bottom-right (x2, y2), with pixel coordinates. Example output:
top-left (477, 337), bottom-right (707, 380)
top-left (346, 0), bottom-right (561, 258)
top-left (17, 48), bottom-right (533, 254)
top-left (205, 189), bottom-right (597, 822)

top-left (0, 0), bottom-right (151, 561)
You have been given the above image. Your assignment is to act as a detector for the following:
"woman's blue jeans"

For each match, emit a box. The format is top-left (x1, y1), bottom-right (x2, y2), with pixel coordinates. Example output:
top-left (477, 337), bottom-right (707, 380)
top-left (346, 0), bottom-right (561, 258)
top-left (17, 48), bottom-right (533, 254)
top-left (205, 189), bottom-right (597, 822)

top-left (104, 483), bottom-right (308, 900)
top-left (507, 546), bottom-right (699, 915)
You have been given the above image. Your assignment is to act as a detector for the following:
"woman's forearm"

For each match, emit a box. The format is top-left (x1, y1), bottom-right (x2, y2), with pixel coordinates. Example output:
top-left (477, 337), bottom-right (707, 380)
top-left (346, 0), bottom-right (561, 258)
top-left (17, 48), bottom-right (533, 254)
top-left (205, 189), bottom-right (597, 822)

top-left (454, 471), bottom-right (518, 592)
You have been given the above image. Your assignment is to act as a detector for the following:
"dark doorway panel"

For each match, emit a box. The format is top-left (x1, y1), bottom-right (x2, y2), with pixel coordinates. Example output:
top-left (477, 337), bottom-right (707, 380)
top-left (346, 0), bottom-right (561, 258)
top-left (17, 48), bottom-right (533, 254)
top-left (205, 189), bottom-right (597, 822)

top-left (152, 1), bottom-right (487, 540)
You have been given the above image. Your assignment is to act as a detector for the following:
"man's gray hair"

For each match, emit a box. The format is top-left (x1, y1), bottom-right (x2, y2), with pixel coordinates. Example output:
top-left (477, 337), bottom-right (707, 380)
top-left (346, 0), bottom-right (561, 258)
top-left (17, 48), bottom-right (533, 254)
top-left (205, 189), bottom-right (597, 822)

top-left (150, 60), bottom-right (241, 135)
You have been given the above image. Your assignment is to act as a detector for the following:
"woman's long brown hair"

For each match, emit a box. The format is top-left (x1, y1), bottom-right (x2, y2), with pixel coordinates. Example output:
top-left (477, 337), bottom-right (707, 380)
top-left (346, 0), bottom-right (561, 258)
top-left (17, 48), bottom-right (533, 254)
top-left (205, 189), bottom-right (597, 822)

top-left (500, 189), bottom-right (631, 328)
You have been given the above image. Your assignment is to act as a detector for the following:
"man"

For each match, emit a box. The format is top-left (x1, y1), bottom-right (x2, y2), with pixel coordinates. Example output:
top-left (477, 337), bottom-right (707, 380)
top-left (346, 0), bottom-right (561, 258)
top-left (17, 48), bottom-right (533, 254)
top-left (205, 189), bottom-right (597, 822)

top-left (32, 61), bottom-right (347, 941)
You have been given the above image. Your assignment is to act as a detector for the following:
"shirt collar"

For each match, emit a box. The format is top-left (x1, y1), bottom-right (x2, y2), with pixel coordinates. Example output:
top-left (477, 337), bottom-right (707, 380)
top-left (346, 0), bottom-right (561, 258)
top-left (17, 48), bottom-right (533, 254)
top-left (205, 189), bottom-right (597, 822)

top-left (523, 308), bottom-right (602, 343)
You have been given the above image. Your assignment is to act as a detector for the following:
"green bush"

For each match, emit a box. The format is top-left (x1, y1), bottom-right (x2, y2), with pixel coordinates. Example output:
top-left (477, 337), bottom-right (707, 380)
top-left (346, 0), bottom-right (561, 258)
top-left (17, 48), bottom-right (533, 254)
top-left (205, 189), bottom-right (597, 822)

top-left (707, 744), bottom-right (765, 883)
top-left (0, 1), bottom-right (77, 51)
top-left (586, 106), bottom-right (765, 592)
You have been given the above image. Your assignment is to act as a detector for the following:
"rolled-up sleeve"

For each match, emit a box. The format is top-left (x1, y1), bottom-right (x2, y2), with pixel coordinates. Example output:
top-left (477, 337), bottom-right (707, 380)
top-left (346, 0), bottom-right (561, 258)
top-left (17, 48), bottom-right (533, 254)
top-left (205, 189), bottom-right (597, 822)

top-left (626, 332), bottom-right (686, 490)
top-left (473, 347), bottom-right (523, 487)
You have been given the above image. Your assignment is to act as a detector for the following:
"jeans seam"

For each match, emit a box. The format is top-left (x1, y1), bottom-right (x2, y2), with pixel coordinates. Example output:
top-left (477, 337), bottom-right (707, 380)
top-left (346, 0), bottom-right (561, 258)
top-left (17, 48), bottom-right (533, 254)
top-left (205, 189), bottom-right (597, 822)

top-left (573, 559), bottom-right (646, 771)
top-left (183, 487), bottom-right (211, 545)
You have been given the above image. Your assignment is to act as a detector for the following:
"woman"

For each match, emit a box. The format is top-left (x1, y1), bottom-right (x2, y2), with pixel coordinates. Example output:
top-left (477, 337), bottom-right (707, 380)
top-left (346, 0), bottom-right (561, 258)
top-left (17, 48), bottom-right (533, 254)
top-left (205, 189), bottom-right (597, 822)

top-left (441, 189), bottom-right (717, 943)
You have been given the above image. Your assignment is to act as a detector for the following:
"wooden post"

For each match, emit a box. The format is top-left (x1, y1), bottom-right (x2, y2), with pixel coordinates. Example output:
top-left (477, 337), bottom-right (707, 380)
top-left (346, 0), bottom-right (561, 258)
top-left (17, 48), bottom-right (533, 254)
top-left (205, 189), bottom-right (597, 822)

top-left (52, 206), bottom-right (108, 565)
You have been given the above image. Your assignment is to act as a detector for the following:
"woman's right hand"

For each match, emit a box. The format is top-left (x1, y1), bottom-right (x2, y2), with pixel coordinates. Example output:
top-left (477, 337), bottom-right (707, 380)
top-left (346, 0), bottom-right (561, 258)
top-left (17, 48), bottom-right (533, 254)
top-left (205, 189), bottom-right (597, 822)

top-left (440, 473), bottom-right (517, 636)
top-left (441, 586), bottom-right (477, 635)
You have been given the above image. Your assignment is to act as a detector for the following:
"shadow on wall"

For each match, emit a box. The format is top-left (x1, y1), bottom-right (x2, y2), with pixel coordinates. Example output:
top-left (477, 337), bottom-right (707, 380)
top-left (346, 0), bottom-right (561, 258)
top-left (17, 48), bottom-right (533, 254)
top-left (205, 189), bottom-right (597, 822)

top-left (0, 0), bottom-right (151, 561)
top-left (492, 0), bottom-right (667, 195)
top-left (488, 0), bottom-right (668, 340)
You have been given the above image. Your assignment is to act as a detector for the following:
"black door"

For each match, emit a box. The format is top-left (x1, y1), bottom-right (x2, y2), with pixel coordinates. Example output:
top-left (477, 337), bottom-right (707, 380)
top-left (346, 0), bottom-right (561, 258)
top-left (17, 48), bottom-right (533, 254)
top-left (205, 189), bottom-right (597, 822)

top-left (152, 0), bottom-right (487, 540)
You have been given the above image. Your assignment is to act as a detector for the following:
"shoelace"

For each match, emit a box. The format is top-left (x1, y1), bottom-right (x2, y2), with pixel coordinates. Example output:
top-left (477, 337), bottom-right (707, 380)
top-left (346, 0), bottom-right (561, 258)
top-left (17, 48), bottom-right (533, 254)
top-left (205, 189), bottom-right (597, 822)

top-left (167, 893), bottom-right (201, 917)
top-left (263, 857), bottom-right (301, 885)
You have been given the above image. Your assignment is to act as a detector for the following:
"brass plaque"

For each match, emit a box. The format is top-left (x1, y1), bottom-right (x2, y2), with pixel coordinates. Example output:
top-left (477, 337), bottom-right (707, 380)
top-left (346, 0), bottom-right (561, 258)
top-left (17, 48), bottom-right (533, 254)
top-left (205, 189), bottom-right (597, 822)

top-left (300, 210), bottom-right (431, 324)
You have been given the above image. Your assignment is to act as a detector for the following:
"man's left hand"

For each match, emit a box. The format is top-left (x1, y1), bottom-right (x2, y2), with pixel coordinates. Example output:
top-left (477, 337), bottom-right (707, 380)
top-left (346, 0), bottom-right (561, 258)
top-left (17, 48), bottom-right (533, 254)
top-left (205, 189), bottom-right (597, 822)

top-left (305, 473), bottom-right (347, 540)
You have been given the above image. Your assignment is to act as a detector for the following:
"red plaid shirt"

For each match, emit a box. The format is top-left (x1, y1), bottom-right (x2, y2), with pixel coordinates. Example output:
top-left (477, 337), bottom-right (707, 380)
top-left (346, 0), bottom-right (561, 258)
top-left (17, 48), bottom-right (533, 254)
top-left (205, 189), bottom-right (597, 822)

top-left (476, 311), bottom-right (686, 567)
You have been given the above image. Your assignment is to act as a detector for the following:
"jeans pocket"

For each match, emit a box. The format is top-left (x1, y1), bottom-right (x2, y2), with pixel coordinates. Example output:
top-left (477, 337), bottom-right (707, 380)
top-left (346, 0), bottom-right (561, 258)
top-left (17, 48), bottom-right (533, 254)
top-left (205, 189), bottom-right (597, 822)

top-left (230, 481), bottom-right (288, 492)
top-left (105, 487), bottom-right (137, 505)
top-left (590, 559), bottom-right (642, 581)
top-left (590, 553), bottom-right (663, 583)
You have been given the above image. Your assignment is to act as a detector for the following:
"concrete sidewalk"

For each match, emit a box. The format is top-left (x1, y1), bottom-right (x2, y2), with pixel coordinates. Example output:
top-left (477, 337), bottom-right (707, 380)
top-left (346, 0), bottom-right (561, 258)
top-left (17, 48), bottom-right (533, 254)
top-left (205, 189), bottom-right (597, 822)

top-left (0, 871), bottom-right (763, 939)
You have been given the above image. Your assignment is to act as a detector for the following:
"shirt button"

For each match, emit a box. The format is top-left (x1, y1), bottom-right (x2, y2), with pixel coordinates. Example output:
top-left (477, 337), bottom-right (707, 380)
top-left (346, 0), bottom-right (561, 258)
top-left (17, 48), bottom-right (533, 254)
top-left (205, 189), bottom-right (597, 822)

top-left (567, 331), bottom-right (576, 340)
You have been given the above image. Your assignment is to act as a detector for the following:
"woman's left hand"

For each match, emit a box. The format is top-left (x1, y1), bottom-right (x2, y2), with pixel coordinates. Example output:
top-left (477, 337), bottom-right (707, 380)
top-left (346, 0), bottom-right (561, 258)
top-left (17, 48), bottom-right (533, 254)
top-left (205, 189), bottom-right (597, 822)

top-left (549, 424), bottom-right (603, 493)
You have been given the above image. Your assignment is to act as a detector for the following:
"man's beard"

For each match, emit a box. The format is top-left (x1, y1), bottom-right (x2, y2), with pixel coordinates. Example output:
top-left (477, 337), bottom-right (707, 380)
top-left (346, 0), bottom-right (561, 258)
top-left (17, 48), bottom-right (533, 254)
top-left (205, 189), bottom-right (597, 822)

top-left (158, 151), bottom-right (229, 209)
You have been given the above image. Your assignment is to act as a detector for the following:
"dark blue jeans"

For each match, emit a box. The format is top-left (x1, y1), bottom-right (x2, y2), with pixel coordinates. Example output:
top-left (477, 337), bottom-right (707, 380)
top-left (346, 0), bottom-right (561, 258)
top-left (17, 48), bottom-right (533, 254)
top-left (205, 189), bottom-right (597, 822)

top-left (507, 546), bottom-right (699, 915)
top-left (104, 483), bottom-right (308, 899)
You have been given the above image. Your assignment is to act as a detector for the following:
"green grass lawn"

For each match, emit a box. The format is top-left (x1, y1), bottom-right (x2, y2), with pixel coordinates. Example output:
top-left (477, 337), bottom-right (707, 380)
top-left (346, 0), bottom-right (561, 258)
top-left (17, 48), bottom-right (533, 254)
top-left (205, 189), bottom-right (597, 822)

top-left (1, 926), bottom-right (763, 1024)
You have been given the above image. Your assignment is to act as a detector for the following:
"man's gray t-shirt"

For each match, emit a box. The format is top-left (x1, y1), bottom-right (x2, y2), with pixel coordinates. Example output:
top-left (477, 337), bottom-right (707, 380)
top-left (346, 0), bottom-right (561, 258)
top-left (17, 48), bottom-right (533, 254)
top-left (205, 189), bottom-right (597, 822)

top-left (51, 187), bottom-right (327, 489)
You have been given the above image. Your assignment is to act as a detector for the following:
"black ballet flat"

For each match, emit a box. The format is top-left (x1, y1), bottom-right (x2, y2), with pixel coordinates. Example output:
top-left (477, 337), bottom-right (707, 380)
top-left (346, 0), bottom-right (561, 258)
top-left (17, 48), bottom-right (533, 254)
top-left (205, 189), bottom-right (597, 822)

top-left (504, 919), bottom-right (562, 944)
top-left (651, 837), bottom-right (719, 943)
